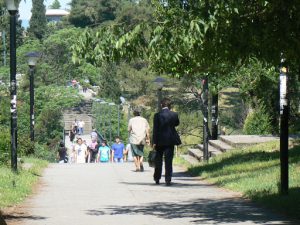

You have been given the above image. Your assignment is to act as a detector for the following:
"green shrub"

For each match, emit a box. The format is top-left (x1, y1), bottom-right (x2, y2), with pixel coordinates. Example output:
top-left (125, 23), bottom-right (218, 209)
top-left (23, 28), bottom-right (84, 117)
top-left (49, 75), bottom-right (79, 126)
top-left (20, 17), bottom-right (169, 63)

top-left (18, 134), bottom-right (35, 156)
top-left (0, 127), bottom-right (10, 164)
top-left (243, 104), bottom-right (273, 135)
top-left (33, 143), bottom-right (56, 162)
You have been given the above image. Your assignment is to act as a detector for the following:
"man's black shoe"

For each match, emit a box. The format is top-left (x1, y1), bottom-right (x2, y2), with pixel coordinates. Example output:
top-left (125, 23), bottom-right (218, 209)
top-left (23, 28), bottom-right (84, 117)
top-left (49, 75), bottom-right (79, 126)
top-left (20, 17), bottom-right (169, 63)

top-left (166, 181), bottom-right (171, 186)
top-left (155, 180), bottom-right (160, 185)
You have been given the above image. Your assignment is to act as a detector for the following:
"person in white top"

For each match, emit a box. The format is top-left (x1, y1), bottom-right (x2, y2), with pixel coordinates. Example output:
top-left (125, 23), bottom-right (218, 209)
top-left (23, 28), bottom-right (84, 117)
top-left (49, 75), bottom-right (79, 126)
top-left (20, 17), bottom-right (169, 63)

top-left (73, 138), bottom-right (88, 163)
top-left (78, 120), bottom-right (85, 135)
top-left (128, 109), bottom-right (150, 172)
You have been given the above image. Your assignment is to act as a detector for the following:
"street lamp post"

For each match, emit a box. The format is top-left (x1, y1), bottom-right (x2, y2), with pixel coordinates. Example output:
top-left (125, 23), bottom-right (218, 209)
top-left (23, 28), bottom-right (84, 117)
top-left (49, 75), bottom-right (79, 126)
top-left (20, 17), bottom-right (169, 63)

top-left (117, 104), bottom-right (120, 137)
top-left (202, 77), bottom-right (209, 161)
top-left (5, 0), bottom-right (19, 172)
top-left (100, 101), bottom-right (107, 138)
top-left (279, 55), bottom-right (289, 195)
top-left (108, 102), bottom-right (116, 143)
top-left (97, 101), bottom-right (101, 132)
top-left (25, 52), bottom-right (40, 142)
top-left (153, 77), bottom-right (166, 112)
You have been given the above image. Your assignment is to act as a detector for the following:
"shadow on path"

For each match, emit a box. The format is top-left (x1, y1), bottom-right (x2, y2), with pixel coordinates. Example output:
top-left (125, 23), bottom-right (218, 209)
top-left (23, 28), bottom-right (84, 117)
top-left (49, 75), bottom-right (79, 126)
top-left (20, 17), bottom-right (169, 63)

top-left (0, 212), bottom-right (7, 225)
top-left (120, 181), bottom-right (214, 188)
top-left (85, 197), bottom-right (294, 224)
top-left (0, 211), bottom-right (47, 225)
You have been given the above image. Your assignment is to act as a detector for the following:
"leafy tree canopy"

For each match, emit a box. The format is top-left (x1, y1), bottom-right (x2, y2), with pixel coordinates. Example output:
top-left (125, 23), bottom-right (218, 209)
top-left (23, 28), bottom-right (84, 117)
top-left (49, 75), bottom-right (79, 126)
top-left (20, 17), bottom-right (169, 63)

top-left (68, 0), bottom-right (121, 27)
top-left (72, 0), bottom-right (300, 78)
top-left (49, 0), bottom-right (61, 9)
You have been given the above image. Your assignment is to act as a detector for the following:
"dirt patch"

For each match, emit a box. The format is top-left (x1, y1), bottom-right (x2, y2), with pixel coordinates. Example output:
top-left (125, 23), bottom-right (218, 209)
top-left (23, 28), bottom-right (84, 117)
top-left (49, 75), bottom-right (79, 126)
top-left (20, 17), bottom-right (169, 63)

top-left (1, 205), bottom-right (30, 225)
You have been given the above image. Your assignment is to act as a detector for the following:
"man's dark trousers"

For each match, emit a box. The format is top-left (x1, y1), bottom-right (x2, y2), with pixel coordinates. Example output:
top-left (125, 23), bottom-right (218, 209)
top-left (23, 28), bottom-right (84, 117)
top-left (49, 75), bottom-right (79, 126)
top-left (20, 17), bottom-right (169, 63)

top-left (154, 145), bottom-right (174, 183)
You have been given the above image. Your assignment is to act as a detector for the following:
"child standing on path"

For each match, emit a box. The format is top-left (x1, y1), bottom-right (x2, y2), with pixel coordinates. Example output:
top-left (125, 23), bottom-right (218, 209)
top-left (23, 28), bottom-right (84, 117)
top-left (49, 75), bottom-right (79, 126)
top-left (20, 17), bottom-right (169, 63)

top-left (98, 140), bottom-right (110, 163)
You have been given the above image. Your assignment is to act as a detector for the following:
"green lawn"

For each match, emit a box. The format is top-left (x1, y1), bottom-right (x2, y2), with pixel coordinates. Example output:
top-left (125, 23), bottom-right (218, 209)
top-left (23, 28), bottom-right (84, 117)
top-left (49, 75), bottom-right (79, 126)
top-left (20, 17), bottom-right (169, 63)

top-left (0, 158), bottom-right (48, 209)
top-left (187, 141), bottom-right (300, 220)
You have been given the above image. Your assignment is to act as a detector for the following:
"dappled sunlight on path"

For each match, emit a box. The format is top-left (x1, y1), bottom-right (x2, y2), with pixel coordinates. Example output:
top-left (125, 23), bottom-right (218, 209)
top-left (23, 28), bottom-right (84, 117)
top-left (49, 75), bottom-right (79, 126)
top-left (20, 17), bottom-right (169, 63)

top-left (4, 163), bottom-right (295, 225)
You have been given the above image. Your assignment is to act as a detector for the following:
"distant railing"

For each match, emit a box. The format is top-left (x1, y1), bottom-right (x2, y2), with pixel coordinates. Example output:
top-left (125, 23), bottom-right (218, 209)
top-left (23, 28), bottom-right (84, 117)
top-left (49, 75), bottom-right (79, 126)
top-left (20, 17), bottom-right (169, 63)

top-left (95, 130), bottom-right (105, 144)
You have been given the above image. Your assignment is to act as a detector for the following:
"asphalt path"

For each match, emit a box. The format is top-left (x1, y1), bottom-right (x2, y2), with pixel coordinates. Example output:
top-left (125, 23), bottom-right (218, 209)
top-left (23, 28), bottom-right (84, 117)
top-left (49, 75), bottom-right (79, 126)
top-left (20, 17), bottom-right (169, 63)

top-left (4, 163), bottom-right (296, 225)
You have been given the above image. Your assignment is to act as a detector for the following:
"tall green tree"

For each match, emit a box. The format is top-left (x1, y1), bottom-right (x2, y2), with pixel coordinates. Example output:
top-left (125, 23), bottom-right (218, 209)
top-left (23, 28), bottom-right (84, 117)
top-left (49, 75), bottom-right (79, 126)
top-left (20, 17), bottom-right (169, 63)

top-left (28, 0), bottom-right (47, 40)
top-left (98, 63), bottom-right (121, 102)
top-left (50, 0), bottom-right (61, 9)
top-left (68, 0), bottom-right (121, 27)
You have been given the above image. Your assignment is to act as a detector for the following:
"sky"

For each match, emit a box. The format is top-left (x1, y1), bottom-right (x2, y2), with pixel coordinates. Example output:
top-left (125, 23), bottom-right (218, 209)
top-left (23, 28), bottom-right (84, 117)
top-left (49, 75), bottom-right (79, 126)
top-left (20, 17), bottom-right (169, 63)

top-left (19, 0), bottom-right (71, 27)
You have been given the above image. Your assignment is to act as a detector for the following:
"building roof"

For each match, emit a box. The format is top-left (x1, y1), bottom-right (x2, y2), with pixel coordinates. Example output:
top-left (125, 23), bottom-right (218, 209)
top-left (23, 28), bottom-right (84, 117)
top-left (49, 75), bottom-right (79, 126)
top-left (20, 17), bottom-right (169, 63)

top-left (46, 9), bottom-right (70, 16)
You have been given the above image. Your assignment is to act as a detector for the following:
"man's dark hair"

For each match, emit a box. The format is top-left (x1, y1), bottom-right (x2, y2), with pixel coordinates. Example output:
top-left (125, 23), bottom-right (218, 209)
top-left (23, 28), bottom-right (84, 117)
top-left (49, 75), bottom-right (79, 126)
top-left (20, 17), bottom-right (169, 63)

top-left (133, 109), bottom-right (140, 116)
top-left (161, 98), bottom-right (171, 109)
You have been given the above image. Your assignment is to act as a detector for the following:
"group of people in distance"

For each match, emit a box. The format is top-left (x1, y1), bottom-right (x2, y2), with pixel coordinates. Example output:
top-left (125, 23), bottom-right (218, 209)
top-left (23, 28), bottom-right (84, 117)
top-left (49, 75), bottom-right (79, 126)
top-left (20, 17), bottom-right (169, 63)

top-left (69, 119), bottom-right (85, 142)
top-left (70, 135), bottom-right (130, 164)
top-left (59, 97), bottom-right (181, 186)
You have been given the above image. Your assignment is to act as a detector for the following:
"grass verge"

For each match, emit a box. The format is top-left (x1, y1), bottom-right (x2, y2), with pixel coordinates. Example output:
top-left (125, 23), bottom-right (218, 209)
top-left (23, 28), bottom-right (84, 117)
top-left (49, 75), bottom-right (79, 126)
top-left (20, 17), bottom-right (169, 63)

top-left (187, 141), bottom-right (300, 220)
top-left (0, 158), bottom-right (48, 209)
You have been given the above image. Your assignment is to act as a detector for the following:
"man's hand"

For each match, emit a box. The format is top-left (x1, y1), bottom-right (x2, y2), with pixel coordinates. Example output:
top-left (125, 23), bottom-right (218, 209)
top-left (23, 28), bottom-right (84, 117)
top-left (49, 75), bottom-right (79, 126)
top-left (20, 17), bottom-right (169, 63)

top-left (146, 139), bottom-right (150, 145)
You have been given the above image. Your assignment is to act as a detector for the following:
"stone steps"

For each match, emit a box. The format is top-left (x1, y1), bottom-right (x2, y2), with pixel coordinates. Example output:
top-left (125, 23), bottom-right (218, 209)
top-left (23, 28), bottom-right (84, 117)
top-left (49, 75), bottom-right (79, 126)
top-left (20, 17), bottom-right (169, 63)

top-left (219, 135), bottom-right (279, 147)
top-left (180, 154), bottom-right (200, 166)
top-left (184, 135), bottom-right (282, 164)
top-left (188, 148), bottom-right (203, 161)
top-left (62, 89), bottom-right (95, 136)
top-left (208, 139), bottom-right (233, 152)
top-left (197, 144), bottom-right (223, 156)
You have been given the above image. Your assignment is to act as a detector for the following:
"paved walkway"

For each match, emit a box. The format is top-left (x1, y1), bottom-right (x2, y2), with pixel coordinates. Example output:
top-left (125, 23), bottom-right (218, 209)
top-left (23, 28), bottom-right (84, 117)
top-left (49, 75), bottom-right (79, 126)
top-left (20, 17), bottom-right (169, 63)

top-left (4, 163), bottom-right (295, 225)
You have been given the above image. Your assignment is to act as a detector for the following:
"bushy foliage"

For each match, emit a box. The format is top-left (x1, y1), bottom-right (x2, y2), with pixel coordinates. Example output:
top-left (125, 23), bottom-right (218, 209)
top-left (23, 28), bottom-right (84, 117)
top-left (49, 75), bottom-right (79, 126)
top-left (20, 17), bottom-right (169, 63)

top-left (68, 0), bottom-right (120, 27)
top-left (0, 95), bottom-right (9, 127)
top-left (98, 63), bottom-right (121, 102)
top-left (0, 126), bottom-right (10, 164)
top-left (18, 134), bottom-right (35, 156)
top-left (33, 86), bottom-right (81, 145)
top-left (32, 142), bottom-right (56, 162)
top-left (243, 104), bottom-right (273, 135)
top-left (234, 58), bottom-right (279, 133)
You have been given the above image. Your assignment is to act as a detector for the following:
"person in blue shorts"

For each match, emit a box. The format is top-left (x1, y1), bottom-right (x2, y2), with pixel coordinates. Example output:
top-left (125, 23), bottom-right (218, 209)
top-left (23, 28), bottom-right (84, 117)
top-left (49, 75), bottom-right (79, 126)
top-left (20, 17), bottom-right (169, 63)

top-left (98, 140), bottom-right (110, 163)
top-left (111, 136), bottom-right (125, 163)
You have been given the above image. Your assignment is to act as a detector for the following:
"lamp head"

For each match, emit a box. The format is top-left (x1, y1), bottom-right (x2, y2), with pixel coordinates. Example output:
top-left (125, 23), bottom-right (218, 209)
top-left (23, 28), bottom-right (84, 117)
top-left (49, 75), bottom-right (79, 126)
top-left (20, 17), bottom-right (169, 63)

top-left (5, 0), bottom-right (19, 12)
top-left (25, 52), bottom-right (41, 67)
top-left (153, 77), bottom-right (166, 89)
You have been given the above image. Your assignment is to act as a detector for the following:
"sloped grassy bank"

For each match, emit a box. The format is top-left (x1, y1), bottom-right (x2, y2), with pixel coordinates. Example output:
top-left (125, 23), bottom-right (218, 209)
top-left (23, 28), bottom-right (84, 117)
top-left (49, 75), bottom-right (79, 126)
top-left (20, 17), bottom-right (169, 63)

top-left (0, 158), bottom-right (48, 209)
top-left (188, 141), bottom-right (300, 220)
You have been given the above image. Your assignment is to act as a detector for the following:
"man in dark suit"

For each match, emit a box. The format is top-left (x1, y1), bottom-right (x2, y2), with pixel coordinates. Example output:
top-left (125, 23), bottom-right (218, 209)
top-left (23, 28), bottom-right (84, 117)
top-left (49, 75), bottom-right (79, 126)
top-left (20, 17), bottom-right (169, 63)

top-left (152, 98), bottom-right (181, 186)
